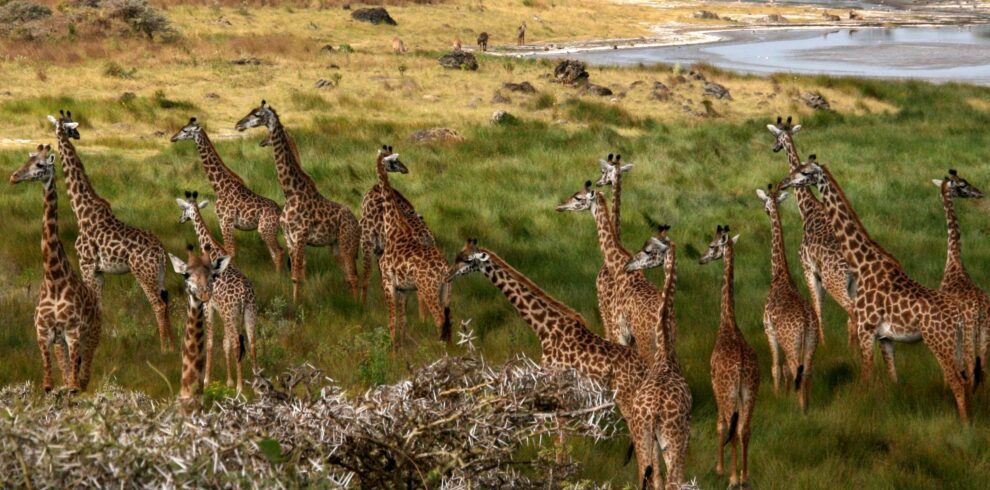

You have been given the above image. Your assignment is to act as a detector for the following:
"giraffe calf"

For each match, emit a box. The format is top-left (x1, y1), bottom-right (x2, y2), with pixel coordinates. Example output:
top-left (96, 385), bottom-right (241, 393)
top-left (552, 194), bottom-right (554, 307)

top-left (758, 186), bottom-right (818, 412)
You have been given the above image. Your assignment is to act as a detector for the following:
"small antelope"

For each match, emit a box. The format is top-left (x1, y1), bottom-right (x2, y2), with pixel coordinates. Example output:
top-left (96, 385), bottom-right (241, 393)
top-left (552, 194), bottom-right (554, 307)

top-left (392, 37), bottom-right (407, 54)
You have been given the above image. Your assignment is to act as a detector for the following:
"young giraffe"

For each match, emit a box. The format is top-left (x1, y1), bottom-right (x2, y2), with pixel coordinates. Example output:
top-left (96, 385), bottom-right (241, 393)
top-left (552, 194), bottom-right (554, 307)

top-left (10, 144), bottom-right (102, 392)
top-left (235, 101), bottom-right (361, 302)
top-left (48, 111), bottom-right (174, 351)
top-left (358, 148), bottom-right (434, 305)
top-left (170, 118), bottom-right (285, 272)
top-left (699, 225), bottom-right (759, 489)
top-left (780, 156), bottom-right (971, 422)
top-left (176, 191), bottom-right (259, 394)
top-left (447, 239), bottom-right (665, 484)
top-left (594, 153), bottom-right (633, 342)
top-left (757, 184), bottom-right (818, 412)
top-left (767, 116), bottom-right (852, 346)
top-left (376, 146), bottom-right (451, 348)
top-left (168, 245), bottom-right (230, 413)
top-left (557, 181), bottom-right (664, 360)
top-left (625, 226), bottom-right (693, 490)
top-left (932, 169), bottom-right (988, 391)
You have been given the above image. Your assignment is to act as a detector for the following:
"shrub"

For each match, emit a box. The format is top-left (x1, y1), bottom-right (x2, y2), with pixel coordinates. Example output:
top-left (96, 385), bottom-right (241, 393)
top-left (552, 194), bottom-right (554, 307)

top-left (102, 0), bottom-right (174, 40)
top-left (0, 0), bottom-right (51, 23)
top-left (103, 61), bottom-right (136, 79)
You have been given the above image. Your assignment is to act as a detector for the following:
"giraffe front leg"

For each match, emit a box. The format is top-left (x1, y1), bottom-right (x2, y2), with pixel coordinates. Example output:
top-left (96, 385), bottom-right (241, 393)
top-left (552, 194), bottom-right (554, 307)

top-left (878, 339), bottom-right (898, 383)
top-left (929, 336), bottom-right (972, 424)
top-left (219, 212), bottom-right (238, 260)
top-left (221, 307), bottom-right (242, 392)
top-left (764, 322), bottom-right (781, 394)
top-left (259, 210), bottom-right (286, 274)
top-left (38, 332), bottom-right (54, 392)
top-left (339, 220), bottom-right (361, 300)
top-left (855, 314), bottom-right (878, 383)
top-left (137, 266), bottom-right (173, 352)
top-left (289, 241), bottom-right (306, 304)
top-left (244, 303), bottom-right (258, 375)
top-left (381, 275), bottom-right (400, 351)
top-left (65, 333), bottom-right (81, 392)
top-left (802, 265), bottom-right (826, 344)
top-left (77, 316), bottom-right (101, 392)
top-left (715, 416), bottom-right (726, 475)
top-left (203, 303), bottom-right (216, 386)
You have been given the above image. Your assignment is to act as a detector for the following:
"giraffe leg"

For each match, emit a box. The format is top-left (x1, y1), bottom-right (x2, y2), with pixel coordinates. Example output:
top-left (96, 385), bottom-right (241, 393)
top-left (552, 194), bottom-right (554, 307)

top-left (259, 209), bottom-right (286, 273)
top-left (339, 220), bottom-right (361, 300)
top-left (396, 290), bottom-right (410, 345)
top-left (203, 303), bottom-right (216, 386)
top-left (65, 331), bottom-right (81, 392)
top-left (382, 276), bottom-right (400, 351)
top-left (289, 241), bottom-right (306, 304)
top-left (929, 334), bottom-right (971, 424)
top-left (219, 212), bottom-right (238, 260)
top-left (978, 308), bottom-right (989, 391)
top-left (878, 339), bottom-right (898, 383)
top-left (846, 316), bottom-right (857, 350)
top-left (359, 217), bottom-right (376, 306)
top-left (729, 433), bottom-right (739, 488)
top-left (662, 420), bottom-right (689, 490)
top-left (52, 336), bottom-right (69, 387)
top-left (856, 316), bottom-right (877, 383)
top-left (244, 301), bottom-right (258, 376)
top-left (419, 281), bottom-right (450, 342)
top-left (222, 324), bottom-right (235, 388)
top-left (38, 327), bottom-right (54, 392)
top-left (133, 254), bottom-right (173, 352)
top-left (715, 416), bottom-right (726, 475)
top-left (802, 265), bottom-right (826, 344)
top-left (222, 307), bottom-right (243, 393)
top-left (764, 322), bottom-right (781, 394)
top-left (77, 315), bottom-right (101, 392)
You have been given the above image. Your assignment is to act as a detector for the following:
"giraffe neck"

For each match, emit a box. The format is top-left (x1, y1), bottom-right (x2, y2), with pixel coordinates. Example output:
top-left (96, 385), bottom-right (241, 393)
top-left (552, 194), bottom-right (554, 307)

top-left (768, 203), bottom-right (792, 284)
top-left (591, 193), bottom-right (631, 276)
top-left (180, 297), bottom-right (206, 400)
top-left (379, 157), bottom-right (414, 239)
top-left (612, 165), bottom-right (622, 242)
top-left (780, 134), bottom-right (822, 221)
top-left (940, 186), bottom-right (970, 284)
top-left (267, 116), bottom-right (319, 199)
top-left (193, 130), bottom-right (246, 193)
top-left (56, 130), bottom-right (111, 221)
top-left (191, 207), bottom-right (228, 259)
top-left (817, 165), bottom-right (895, 271)
top-left (40, 176), bottom-right (74, 283)
top-left (719, 243), bottom-right (738, 333)
top-left (653, 244), bottom-right (679, 372)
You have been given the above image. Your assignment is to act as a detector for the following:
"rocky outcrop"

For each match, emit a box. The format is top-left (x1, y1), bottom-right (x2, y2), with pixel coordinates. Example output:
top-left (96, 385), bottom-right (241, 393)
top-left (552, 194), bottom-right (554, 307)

top-left (552, 60), bottom-right (589, 86)
top-left (351, 7), bottom-right (396, 25)
top-left (439, 51), bottom-right (479, 71)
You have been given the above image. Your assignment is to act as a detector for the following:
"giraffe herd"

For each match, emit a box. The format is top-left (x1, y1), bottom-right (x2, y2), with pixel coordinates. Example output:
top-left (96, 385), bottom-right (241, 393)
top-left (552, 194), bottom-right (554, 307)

top-left (7, 106), bottom-right (989, 487)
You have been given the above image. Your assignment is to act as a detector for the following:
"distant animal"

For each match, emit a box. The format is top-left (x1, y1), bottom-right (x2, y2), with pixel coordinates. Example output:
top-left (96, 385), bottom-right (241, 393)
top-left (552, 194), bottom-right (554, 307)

top-left (477, 32), bottom-right (489, 51)
top-left (823, 11), bottom-right (841, 21)
top-left (452, 38), bottom-right (462, 51)
top-left (517, 22), bottom-right (526, 46)
top-left (392, 37), bottom-right (407, 54)
top-left (848, 9), bottom-right (861, 19)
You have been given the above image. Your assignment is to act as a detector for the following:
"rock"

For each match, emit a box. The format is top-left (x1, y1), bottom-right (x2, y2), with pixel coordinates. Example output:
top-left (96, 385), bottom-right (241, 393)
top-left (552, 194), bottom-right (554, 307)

top-left (320, 44), bottom-right (334, 53)
top-left (629, 80), bottom-right (645, 89)
top-left (351, 7), bottom-right (396, 26)
top-left (651, 82), bottom-right (671, 101)
top-left (0, 91), bottom-right (12, 97)
top-left (328, 64), bottom-right (340, 69)
top-left (693, 10), bottom-right (719, 20)
top-left (763, 14), bottom-right (787, 23)
top-left (584, 84), bottom-right (613, 96)
top-left (410, 128), bottom-right (464, 143)
top-left (230, 57), bottom-right (265, 66)
top-left (491, 110), bottom-right (517, 125)
top-left (800, 92), bottom-right (832, 111)
top-left (438, 51), bottom-right (479, 71)
top-left (118, 92), bottom-right (136, 103)
top-left (491, 91), bottom-right (511, 104)
top-left (673, 75), bottom-right (687, 84)
top-left (502, 81), bottom-right (536, 93)
top-left (704, 82), bottom-right (732, 100)
top-left (721, 16), bottom-right (734, 22)
top-left (204, 92), bottom-right (220, 99)
top-left (552, 59), bottom-right (589, 86)
top-left (688, 70), bottom-right (706, 82)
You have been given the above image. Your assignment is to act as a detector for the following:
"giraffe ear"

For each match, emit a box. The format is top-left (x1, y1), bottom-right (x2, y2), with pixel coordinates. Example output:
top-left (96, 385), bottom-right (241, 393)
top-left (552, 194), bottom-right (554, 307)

top-left (175, 198), bottom-right (189, 208)
top-left (599, 160), bottom-right (610, 172)
top-left (766, 124), bottom-right (782, 135)
top-left (791, 124), bottom-right (802, 134)
top-left (198, 200), bottom-right (209, 209)
top-left (64, 122), bottom-right (79, 130)
top-left (932, 179), bottom-right (945, 188)
top-left (168, 253), bottom-right (188, 274)
top-left (212, 256), bottom-right (232, 276)
top-left (731, 234), bottom-right (740, 244)
top-left (47, 115), bottom-right (58, 126)
top-left (620, 164), bottom-right (633, 173)
top-left (777, 191), bottom-right (789, 203)
top-left (45, 154), bottom-right (56, 165)
top-left (755, 189), bottom-right (769, 202)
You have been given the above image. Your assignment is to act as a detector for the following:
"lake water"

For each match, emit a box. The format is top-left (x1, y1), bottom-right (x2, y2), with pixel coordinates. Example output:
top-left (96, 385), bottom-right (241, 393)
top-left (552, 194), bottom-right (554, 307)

top-left (558, 26), bottom-right (990, 84)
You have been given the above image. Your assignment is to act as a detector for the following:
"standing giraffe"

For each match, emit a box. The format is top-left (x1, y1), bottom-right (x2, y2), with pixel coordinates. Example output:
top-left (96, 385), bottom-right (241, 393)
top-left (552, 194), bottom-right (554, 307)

top-left (169, 245), bottom-right (230, 413)
top-left (176, 191), bottom-right (259, 394)
top-left (48, 111), bottom-right (174, 351)
top-left (780, 156), bottom-right (971, 422)
top-left (376, 146), bottom-right (451, 348)
top-left (10, 144), bottom-right (102, 392)
top-left (447, 239), bottom-right (662, 478)
top-left (358, 149), bottom-right (433, 305)
top-left (757, 184), bottom-right (818, 412)
top-left (767, 116), bottom-right (852, 345)
top-left (235, 101), bottom-right (361, 302)
top-left (170, 118), bottom-right (285, 272)
top-left (557, 181), bottom-right (663, 360)
top-left (932, 169), bottom-right (988, 390)
top-left (625, 226), bottom-right (693, 490)
top-left (517, 22), bottom-right (527, 45)
top-left (594, 153), bottom-right (633, 342)
top-left (699, 225), bottom-right (759, 489)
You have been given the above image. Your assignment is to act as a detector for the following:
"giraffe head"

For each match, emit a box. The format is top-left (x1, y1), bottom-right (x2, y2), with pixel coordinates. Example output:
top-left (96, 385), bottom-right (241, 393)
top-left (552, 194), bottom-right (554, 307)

top-left (235, 100), bottom-right (276, 132)
top-left (698, 224), bottom-right (739, 265)
top-left (755, 182), bottom-right (789, 215)
top-left (778, 154), bottom-right (825, 191)
top-left (446, 238), bottom-right (491, 281)
top-left (377, 145), bottom-right (409, 173)
top-left (625, 224), bottom-right (672, 272)
top-left (766, 115), bottom-right (801, 153)
top-left (170, 117), bottom-right (204, 143)
top-left (169, 244), bottom-right (230, 304)
top-left (555, 180), bottom-right (597, 212)
top-left (9, 144), bottom-right (56, 185)
top-left (595, 153), bottom-right (633, 187)
top-left (175, 190), bottom-right (209, 224)
top-left (933, 169), bottom-right (984, 200)
top-left (46, 110), bottom-right (81, 140)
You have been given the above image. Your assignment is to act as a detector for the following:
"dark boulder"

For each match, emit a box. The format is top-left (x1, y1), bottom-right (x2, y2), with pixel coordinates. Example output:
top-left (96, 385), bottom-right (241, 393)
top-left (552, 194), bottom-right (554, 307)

top-left (553, 59), bottom-right (589, 86)
top-left (439, 51), bottom-right (479, 71)
top-left (351, 7), bottom-right (396, 26)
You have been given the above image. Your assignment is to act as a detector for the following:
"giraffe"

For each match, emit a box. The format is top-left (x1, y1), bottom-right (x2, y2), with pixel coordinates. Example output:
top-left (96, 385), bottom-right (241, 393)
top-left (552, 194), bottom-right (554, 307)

top-left (10, 144), bottom-right (102, 392)
top-left (376, 146), bottom-right (451, 348)
top-left (780, 156), bottom-right (971, 422)
top-left (625, 226), bottom-right (693, 490)
top-left (593, 153), bottom-right (633, 343)
top-left (168, 245), bottom-right (230, 413)
top-left (557, 181), bottom-right (664, 360)
top-left (176, 191), bottom-right (259, 394)
top-left (171, 117), bottom-right (285, 272)
top-left (767, 116), bottom-right (852, 346)
top-left (235, 100), bottom-right (361, 302)
top-left (48, 111), bottom-right (174, 352)
top-left (517, 21), bottom-right (526, 45)
top-left (699, 225), bottom-right (759, 488)
top-left (446, 239), bottom-right (667, 485)
top-left (757, 184), bottom-right (818, 412)
top-left (358, 148), bottom-right (434, 305)
top-left (932, 169), bottom-right (988, 391)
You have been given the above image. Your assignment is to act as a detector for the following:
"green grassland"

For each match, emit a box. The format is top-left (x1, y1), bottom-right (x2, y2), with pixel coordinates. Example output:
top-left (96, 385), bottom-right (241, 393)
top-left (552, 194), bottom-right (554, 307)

top-left (3, 0), bottom-right (990, 487)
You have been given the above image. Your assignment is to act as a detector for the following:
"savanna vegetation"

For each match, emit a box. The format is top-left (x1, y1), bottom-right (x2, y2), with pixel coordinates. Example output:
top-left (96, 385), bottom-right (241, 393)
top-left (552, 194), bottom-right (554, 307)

top-left (2, 0), bottom-right (990, 487)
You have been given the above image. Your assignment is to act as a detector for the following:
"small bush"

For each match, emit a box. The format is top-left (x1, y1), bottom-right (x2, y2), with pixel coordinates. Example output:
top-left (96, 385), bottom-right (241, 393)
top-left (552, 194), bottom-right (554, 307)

top-left (0, 0), bottom-right (51, 23)
top-left (528, 92), bottom-right (556, 110)
top-left (102, 0), bottom-right (174, 40)
top-left (103, 61), bottom-right (137, 79)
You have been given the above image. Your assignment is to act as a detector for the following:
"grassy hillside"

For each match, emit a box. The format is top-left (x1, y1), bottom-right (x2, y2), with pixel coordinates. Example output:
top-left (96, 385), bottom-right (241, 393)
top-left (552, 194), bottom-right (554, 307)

top-left (3, 0), bottom-right (990, 487)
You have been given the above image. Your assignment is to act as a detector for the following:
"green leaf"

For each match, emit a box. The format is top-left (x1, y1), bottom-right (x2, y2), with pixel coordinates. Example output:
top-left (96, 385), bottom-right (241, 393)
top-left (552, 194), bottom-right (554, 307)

top-left (258, 438), bottom-right (284, 464)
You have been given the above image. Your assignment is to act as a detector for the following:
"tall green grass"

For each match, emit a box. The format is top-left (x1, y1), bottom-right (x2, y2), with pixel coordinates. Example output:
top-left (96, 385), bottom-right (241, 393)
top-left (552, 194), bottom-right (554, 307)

top-left (2, 77), bottom-right (990, 487)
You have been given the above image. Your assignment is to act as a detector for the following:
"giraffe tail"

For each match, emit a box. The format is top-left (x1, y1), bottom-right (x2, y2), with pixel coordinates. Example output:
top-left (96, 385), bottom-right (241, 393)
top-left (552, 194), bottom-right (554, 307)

top-left (624, 441), bottom-right (635, 466)
top-left (795, 364), bottom-right (805, 391)
top-left (160, 289), bottom-right (169, 304)
top-left (641, 465), bottom-right (653, 490)
top-left (975, 357), bottom-right (983, 390)
top-left (238, 334), bottom-right (246, 362)
top-left (723, 411), bottom-right (739, 446)
top-left (440, 307), bottom-right (452, 342)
